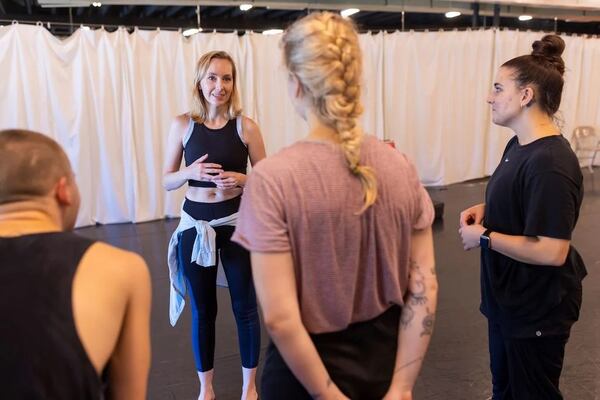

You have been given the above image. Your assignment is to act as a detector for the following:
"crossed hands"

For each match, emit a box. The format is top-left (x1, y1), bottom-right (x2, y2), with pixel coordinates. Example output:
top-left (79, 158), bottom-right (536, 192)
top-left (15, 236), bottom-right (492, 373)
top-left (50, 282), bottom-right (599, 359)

top-left (317, 384), bottom-right (413, 399)
top-left (186, 154), bottom-right (246, 189)
top-left (458, 203), bottom-right (486, 250)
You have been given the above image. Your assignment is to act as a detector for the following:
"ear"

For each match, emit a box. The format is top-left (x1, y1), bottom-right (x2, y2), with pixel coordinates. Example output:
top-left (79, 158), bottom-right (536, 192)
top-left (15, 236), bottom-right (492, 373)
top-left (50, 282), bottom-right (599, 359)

top-left (521, 86), bottom-right (535, 107)
top-left (54, 176), bottom-right (73, 206)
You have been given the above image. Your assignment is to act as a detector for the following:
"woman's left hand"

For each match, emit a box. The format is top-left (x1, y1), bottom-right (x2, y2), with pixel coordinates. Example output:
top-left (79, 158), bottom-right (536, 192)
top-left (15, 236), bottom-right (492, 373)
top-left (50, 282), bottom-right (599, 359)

top-left (458, 223), bottom-right (486, 250)
top-left (212, 171), bottom-right (246, 189)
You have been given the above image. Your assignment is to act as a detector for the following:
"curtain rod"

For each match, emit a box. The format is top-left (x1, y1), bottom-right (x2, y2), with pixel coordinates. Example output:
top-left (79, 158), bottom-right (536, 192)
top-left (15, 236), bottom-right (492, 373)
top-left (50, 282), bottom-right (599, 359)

top-left (0, 18), bottom-right (182, 31)
top-left (1, 18), bottom-right (594, 37)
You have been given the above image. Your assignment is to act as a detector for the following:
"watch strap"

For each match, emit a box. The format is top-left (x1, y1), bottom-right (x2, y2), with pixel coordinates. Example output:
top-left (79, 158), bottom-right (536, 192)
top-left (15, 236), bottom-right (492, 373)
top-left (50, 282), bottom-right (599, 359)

top-left (480, 229), bottom-right (493, 249)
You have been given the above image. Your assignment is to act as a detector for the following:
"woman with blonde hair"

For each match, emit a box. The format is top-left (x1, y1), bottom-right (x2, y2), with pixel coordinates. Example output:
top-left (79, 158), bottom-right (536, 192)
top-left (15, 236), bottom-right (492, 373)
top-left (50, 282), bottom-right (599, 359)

top-left (233, 12), bottom-right (437, 400)
top-left (164, 50), bottom-right (266, 400)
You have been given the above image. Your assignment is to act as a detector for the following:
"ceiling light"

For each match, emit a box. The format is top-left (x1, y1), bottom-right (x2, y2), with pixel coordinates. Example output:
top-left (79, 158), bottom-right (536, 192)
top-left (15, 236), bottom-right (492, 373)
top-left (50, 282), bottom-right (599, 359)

top-left (183, 27), bottom-right (202, 37)
top-left (341, 8), bottom-right (360, 18)
top-left (92, 2), bottom-right (101, 6)
top-left (239, 4), bottom-right (253, 11)
top-left (445, 11), bottom-right (461, 18)
top-left (518, 15), bottom-right (533, 21)
top-left (262, 29), bottom-right (283, 35)
top-left (80, 25), bottom-right (91, 30)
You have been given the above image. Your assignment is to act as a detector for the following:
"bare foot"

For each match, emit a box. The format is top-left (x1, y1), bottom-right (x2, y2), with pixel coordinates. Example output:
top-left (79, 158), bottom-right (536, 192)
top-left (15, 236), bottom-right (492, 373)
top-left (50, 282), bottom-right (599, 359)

top-left (198, 388), bottom-right (215, 400)
top-left (241, 387), bottom-right (258, 400)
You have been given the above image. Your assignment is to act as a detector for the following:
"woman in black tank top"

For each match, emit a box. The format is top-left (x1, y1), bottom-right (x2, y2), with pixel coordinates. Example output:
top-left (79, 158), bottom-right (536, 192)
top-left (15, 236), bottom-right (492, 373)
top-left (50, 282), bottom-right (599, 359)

top-left (162, 51), bottom-right (266, 400)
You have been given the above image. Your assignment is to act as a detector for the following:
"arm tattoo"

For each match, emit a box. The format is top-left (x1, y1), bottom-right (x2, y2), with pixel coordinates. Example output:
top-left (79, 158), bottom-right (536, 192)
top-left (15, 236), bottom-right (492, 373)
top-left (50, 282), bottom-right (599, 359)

top-left (408, 259), bottom-right (427, 305)
top-left (401, 259), bottom-right (431, 329)
top-left (400, 302), bottom-right (415, 329)
top-left (420, 308), bottom-right (435, 337)
top-left (393, 357), bottom-right (424, 375)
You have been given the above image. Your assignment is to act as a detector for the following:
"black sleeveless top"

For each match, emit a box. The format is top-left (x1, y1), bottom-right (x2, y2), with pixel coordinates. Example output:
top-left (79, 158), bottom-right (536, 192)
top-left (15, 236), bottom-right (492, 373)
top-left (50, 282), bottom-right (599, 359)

top-left (184, 118), bottom-right (249, 188)
top-left (0, 232), bottom-right (103, 400)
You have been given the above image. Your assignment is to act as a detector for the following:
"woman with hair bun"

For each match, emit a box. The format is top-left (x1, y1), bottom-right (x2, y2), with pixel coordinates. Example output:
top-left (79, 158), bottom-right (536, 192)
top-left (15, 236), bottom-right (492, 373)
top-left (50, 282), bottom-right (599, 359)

top-left (459, 35), bottom-right (587, 399)
top-left (233, 11), bottom-right (437, 400)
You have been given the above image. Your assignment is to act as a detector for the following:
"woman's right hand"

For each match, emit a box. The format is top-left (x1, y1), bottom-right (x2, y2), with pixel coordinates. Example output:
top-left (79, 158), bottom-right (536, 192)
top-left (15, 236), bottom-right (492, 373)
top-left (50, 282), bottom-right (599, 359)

top-left (320, 384), bottom-right (350, 400)
top-left (184, 154), bottom-right (223, 183)
top-left (459, 203), bottom-right (485, 227)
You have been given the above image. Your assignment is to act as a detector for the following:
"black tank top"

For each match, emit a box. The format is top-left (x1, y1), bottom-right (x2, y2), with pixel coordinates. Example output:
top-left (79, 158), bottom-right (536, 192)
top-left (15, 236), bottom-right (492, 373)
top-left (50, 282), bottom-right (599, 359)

top-left (184, 118), bottom-right (249, 188)
top-left (0, 232), bottom-right (103, 400)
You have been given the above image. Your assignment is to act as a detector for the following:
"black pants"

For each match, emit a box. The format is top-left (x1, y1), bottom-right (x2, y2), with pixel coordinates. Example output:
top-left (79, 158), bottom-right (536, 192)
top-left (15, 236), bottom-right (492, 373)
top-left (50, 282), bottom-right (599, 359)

top-left (178, 197), bottom-right (260, 372)
top-left (488, 322), bottom-right (568, 400)
top-left (261, 306), bottom-right (401, 400)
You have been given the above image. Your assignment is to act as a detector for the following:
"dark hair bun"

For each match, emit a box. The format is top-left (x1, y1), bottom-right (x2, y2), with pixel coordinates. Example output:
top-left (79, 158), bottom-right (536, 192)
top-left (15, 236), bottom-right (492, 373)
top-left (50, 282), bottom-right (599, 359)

top-left (531, 34), bottom-right (565, 75)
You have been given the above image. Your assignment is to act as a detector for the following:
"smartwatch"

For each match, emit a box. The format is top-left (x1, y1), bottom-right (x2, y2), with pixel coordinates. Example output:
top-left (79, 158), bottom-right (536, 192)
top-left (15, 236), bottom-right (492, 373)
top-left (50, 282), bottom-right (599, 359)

top-left (480, 229), bottom-right (493, 250)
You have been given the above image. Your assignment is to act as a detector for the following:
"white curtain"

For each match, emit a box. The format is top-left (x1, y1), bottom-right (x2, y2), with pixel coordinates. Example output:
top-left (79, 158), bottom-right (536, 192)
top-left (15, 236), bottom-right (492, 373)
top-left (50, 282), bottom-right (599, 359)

top-left (1, 24), bottom-right (599, 225)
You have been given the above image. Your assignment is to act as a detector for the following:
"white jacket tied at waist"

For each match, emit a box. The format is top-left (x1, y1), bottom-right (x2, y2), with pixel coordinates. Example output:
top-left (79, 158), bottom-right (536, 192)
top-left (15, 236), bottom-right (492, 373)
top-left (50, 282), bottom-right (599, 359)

top-left (167, 208), bottom-right (238, 326)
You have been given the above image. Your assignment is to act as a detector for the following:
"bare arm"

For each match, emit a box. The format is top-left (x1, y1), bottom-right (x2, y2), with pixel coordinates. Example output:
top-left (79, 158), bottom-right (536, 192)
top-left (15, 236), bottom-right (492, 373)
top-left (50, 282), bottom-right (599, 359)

top-left (107, 253), bottom-right (152, 400)
top-left (459, 223), bottom-right (570, 266)
top-left (244, 116), bottom-right (267, 168)
top-left (489, 232), bottom-right (569, 266)
top-left (384, 226), bottom-right (437, 400)
top-left (251, 251), bottom-right (348, 400)
top-left (162, 115), bottom-right (190, 191)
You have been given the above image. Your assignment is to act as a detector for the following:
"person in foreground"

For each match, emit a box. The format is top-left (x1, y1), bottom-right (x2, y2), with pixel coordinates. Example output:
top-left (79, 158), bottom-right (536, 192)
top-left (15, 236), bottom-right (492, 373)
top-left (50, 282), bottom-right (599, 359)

top-left (163, 50), bottom-right (266, 400)
top-left (459, 35), bottom-right (587, 400)
top-left (232, 12), bottom-right (437, 400)
top-left (0, 129), bottom-right (152, 399)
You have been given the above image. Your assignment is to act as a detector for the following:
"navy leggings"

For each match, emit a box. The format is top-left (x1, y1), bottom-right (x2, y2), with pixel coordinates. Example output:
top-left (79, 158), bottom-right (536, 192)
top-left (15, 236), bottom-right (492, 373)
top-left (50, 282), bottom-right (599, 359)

top-left (178, 196), bottom-right (260, 372)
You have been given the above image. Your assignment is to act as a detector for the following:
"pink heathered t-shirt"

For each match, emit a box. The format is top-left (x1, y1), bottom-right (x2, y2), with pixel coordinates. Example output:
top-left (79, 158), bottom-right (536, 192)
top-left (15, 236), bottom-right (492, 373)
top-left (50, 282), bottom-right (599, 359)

top-left (232, 135), bottom-right (434, 334)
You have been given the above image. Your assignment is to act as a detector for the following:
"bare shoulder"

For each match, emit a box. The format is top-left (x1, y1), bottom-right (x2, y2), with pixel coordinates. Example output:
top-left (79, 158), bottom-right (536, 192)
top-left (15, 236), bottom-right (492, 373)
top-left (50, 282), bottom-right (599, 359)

top-left (168, 113), bottom-right (192, 139)
top-left (241, 115), bottom-right (261, 136)
top-left (241, 115), bottom-right (259, 129)
top-left (174, 113), bottom-right (191, 127)
top-left (82, 242), bottom-right (149, 284)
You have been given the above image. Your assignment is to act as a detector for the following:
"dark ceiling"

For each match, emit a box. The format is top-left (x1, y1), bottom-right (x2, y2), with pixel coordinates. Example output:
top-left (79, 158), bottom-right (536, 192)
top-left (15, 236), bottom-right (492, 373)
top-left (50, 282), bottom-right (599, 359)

top-left (1, 1), bottom-right (599, 36)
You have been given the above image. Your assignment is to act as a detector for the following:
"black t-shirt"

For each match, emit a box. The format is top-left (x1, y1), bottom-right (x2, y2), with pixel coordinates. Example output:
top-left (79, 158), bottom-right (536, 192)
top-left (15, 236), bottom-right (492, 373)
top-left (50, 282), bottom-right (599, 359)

top-left (481, 134), bottom-right (587, 338)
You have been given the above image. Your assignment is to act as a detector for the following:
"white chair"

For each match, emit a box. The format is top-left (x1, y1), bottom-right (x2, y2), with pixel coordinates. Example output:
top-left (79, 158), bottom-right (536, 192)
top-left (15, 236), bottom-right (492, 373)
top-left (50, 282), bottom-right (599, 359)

top-left (572, 126), bottom-right (600, 173)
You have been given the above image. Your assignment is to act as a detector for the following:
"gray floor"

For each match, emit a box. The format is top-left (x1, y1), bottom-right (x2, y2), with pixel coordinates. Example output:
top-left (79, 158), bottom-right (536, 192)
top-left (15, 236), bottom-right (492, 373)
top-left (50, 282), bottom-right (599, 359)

top-left (76, 168), bottom-right (600, 400)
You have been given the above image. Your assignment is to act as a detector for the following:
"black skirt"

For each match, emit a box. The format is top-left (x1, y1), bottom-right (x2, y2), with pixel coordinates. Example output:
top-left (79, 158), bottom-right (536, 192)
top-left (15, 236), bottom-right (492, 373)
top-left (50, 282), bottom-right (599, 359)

top-left (261, 305), bottom-right (401, 400)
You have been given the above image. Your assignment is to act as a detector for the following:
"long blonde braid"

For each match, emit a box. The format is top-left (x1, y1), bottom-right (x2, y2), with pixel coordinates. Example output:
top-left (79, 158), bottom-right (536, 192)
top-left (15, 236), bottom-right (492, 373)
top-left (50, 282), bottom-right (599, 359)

top-left (282, 12), bottom-right (377, 213)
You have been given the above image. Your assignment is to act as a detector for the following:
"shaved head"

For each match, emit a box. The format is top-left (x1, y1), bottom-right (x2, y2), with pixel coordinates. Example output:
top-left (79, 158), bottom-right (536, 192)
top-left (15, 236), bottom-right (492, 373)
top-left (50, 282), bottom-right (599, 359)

top-left (0, 129), bottom-right (73, 205)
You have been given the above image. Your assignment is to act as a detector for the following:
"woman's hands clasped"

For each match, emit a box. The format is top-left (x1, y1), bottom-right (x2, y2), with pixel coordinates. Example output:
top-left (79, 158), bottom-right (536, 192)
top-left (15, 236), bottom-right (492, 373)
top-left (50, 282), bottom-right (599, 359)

top-left (212, 171), bottom-right (246, 189)
top-left (458, 203), bottom-right (486, 250)
top-left (185, 154), bottom-right (246, 189)
top-left (184, 154), bottom-right (223, 182)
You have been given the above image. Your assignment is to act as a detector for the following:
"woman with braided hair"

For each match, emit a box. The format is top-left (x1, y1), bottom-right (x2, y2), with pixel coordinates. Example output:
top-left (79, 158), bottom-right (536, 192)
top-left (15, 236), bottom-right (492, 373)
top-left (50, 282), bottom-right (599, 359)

top-left (459, 35), bottom-right (587, 399)
top-left (233, 12), bottom-right (437, 400)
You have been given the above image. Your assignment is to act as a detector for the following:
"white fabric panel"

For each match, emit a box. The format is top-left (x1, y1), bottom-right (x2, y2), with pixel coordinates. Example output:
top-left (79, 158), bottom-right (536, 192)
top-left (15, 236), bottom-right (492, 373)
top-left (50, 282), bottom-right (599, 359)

top-left (247, 32), bottom-right (305, 156)
top-left (1, 24), bottom-right (599, 225)
top-left (575, 36), bottom-right (600, 128)
top-left (383, 29), bottom-right (494, 185)
top-left (359, 31), bottom-right (385, 139)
